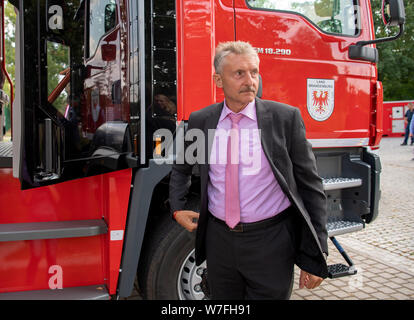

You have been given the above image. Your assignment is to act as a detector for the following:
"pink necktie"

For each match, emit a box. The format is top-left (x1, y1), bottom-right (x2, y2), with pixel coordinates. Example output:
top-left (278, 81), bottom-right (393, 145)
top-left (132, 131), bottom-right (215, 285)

top-left (225, 113), bottom-right (243, 229)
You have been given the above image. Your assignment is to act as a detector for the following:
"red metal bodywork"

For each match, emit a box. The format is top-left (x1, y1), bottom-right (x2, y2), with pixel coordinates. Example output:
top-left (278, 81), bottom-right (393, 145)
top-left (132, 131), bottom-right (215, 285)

top-left (0, 168), bottom-right (132, 294)
top-left (176, 0), bottom-right (234, 120)
top-left (176, 0), bottom-right (381, 148)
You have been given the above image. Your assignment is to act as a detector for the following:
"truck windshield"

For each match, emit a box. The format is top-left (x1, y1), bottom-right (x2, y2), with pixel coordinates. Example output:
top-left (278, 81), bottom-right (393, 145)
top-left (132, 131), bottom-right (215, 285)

top-left (246, 0), bottom-right (360, 36)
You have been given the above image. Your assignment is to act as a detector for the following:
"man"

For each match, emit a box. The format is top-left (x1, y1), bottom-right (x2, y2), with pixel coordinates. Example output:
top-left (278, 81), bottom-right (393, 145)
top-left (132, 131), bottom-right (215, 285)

top-left (410, 115), bottom-right (414, 160)
top-left (401, 102), bottom-right (414, 146)
top-left (169, 41), bottom-right (328, 300)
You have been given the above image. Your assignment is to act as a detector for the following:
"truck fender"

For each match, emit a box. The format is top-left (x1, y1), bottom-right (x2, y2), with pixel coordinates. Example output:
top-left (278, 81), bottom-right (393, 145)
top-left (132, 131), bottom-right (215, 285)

top-left (117, 159), bottom-right (172, 298)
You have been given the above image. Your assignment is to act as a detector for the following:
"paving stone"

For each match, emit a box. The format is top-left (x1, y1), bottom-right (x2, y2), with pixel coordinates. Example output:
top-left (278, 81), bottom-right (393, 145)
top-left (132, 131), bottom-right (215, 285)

top-left (371, 292), bottom-right (389, 299)
top-left (385, 282), bottom-right (405, 289)
top-left (397, 273), bottom-right (412, 280)
top-left (402, 283), bottom-right (414, 290)
top-left (390, 293), bottom-right (410, 300)
top-left (379, 286), bottom-right (397, 294)
top-left (360, 286), bottom-right (377, 294)
top-left (397, 287), bottom-right (413, 295)
top-left (353, 291), bottom-right (371, 300)
top-left (333, 290), bottom-right (349, 299)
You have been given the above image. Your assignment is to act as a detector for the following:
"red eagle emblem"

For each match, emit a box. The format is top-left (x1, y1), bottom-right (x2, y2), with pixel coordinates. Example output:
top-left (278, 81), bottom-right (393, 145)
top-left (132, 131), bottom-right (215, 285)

top-left (312, 90), bottom-right (329, 114)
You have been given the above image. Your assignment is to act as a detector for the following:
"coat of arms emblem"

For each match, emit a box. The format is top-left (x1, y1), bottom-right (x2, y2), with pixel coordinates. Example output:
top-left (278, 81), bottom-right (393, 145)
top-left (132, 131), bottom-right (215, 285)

top-left (307, 79), bottom-right (335, 121)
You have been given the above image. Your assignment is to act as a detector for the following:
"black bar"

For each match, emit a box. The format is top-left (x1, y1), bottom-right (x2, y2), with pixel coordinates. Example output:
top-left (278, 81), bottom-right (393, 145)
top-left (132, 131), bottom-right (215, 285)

top-left (330, 236), bottom-right (354, 267)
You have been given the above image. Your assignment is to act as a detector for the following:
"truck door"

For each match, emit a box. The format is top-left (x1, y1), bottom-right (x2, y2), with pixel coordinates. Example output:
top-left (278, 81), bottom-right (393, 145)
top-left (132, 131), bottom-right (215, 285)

top-left (234, 0), bottom-right (375, 147)
top-left (16, 0), bottom-right (136, 189)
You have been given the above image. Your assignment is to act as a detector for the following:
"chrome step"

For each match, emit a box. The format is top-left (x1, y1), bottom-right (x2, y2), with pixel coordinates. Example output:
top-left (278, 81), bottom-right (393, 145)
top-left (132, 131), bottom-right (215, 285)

top-left (328, 263), bottom-right (357, 279)
top-left (0, 285), bottom-right (110, 300)
top-left (327, 219), bottom-right (364, 237)
top-left (322, 177), bottom-right (362, 191)
top-left (327, 237), bottom-right (357, 279)
top-left (0, 219), bottom-right (107, 242)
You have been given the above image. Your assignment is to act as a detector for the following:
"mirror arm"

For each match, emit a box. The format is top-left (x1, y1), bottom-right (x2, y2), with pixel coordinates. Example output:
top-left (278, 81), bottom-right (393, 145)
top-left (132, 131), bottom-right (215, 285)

top-left (355, 23), bottom-right (404, 47)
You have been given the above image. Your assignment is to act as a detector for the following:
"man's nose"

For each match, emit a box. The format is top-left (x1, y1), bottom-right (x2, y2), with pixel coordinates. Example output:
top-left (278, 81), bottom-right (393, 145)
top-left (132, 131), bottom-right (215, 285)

top-left (244, 72), bottom-right (255, 86)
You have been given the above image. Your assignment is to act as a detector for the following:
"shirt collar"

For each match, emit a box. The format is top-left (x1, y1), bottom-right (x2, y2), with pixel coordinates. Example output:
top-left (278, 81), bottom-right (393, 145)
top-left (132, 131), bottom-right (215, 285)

top-left (219, 99), bottom-right (257, 123)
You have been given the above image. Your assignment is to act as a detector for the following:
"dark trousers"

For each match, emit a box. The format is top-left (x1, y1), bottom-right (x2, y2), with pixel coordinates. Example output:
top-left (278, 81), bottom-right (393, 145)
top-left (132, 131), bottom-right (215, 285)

top-left (403, 123), bottom-right (414, 144)
top-left (205, 207), bottom-right (296, 300)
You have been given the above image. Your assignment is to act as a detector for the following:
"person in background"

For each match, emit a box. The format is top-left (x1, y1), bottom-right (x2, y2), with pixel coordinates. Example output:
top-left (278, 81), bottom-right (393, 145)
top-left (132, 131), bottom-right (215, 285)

top-left (409, 115), bottom-right (414, 160)
top-left (401, 102), bottom-right (414, 146)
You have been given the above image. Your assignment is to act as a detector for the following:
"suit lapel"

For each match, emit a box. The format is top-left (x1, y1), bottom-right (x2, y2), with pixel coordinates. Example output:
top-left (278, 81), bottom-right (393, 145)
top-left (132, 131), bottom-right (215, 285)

top-left (255, 98), bottom-right (274, 161)
top-left (255, 98), bottom-right (291, 196)
top-left (201, 102), bottom-right (224, 178)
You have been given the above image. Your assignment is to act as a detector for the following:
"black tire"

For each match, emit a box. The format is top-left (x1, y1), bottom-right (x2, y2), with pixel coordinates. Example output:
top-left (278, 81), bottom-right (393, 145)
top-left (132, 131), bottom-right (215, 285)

top-left (138, 216), bottom-right (208, 300)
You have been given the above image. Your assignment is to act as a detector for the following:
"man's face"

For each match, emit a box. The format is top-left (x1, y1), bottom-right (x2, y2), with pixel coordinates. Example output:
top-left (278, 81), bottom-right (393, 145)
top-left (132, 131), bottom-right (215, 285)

top-left (154, 95), bottom-right (168, 108)
top-left (214, 53), bottom-right (260, 111)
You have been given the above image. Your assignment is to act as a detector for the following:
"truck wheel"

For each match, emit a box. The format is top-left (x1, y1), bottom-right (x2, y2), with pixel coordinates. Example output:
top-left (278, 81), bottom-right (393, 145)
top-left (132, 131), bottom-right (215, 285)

top-left (138, 216), bottom-right (209, 300)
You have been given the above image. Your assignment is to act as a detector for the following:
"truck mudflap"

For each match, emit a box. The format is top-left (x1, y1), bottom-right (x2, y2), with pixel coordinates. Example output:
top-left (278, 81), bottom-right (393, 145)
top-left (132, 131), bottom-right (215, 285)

top-left (362, 149), bottom-right (382, 224)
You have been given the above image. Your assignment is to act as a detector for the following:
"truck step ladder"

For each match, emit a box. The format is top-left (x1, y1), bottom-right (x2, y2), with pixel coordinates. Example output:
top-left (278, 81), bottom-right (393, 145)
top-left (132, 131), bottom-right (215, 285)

top-left (322, 177), bottom-right (362, 191)
top-left (327, 218), bottom-right (364, 237)
top-left (322, 177), bottom-right (365, 237)
top-left (0, 219), bottom-right (107, 242)
top-left (0, 285), bottom-right (110, 300)
top-left (327, 237), bottom-right (357, 279)
top-left (0, 220), bottom-right (109, 299)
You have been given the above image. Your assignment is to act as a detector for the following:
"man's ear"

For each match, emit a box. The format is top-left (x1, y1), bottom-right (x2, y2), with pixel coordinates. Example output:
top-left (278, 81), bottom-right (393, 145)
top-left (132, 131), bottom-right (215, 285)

top-left (213, 73), bottom-right (223, 88)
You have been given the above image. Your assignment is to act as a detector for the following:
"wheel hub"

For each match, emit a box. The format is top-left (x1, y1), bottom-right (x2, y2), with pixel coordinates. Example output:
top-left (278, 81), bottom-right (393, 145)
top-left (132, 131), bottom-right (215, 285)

top-left (177, 249), bottom-right (210, 300)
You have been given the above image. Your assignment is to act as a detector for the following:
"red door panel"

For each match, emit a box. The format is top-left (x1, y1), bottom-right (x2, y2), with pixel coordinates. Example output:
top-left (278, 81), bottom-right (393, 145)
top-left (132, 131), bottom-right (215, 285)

top-left (234, 0), bottom-right (376, 143)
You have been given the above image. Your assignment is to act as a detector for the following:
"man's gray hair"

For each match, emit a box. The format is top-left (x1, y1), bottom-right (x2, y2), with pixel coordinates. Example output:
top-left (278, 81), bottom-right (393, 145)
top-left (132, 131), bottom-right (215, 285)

top-left (214, 41), bottom-right (259, 74)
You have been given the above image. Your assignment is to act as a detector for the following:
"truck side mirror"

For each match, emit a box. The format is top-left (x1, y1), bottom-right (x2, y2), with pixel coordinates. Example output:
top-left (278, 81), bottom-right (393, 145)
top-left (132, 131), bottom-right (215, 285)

top-left (382, 0), bottom-right (405, 27)
top-left (349, 0), bottom-right (405, 63)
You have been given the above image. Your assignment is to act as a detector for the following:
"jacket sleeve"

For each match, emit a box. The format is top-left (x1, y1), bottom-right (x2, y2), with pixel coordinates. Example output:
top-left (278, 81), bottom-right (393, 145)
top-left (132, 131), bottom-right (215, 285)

top-left (169, 112), bottom-right (198, 215)
top-left (290, 108), bottom-right (328, 255)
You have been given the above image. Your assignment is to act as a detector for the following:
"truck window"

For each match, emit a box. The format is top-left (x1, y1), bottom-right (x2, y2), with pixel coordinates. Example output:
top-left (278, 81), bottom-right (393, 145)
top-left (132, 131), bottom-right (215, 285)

top-left (88, 0), bottom-right (117, 58)
top-left (246, 0), bottom-right (360, 36)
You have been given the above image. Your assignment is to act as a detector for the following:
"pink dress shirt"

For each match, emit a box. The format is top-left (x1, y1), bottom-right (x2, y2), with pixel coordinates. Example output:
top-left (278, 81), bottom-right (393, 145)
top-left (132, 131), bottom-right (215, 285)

top-left (207, 99), bottom-right (291, 223)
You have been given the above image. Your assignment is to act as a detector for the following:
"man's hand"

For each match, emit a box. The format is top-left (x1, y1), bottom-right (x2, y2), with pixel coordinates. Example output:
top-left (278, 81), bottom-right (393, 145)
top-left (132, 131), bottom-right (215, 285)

top-left (174, 210), bottom-right (200, 232)
top-left (299, 270), bottom-right (324, 289)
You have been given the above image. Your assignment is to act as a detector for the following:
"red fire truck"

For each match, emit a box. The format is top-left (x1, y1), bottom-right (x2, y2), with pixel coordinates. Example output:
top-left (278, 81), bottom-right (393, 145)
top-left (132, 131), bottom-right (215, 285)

top-left (0, 0), bottom-right (405, 299)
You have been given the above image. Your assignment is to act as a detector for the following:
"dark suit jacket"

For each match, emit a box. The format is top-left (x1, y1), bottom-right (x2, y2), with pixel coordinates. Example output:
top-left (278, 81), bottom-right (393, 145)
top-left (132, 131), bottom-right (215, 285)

top-left (169, 98), bottom-right (329, 278)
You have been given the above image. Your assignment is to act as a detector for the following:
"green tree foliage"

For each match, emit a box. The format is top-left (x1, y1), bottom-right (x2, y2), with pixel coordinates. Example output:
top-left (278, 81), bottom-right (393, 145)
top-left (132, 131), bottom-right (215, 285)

top-left (3, 1), bottom-right (70, 117)
top-left (4, 1), bottom-right (15, 84)
top-left (47, 41), bottom-right (69, 114)
top-left (372, 0), bottom-right (414, 100)
top-left (2, 1), bottom-right (16, 134)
